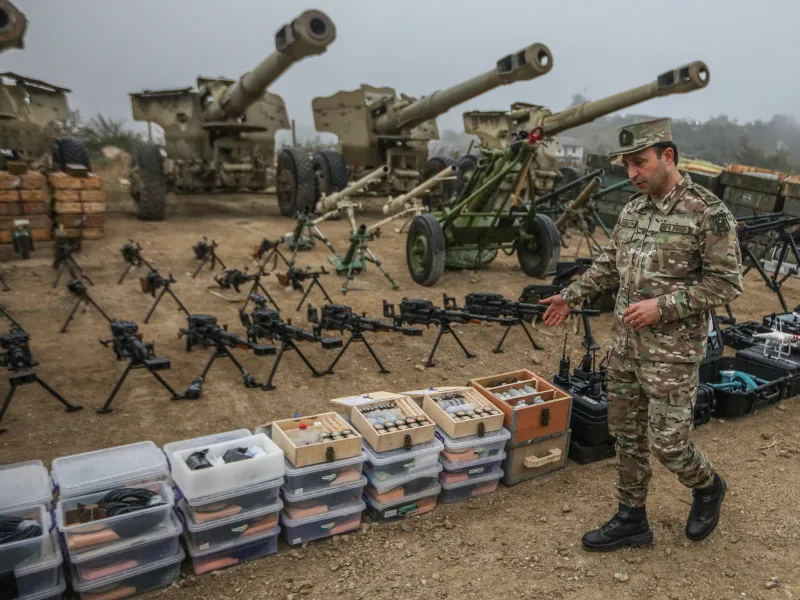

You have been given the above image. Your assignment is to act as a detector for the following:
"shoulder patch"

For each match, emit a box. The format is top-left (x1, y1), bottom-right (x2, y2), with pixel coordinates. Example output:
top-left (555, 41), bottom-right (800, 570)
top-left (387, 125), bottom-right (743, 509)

top-left (710, 212), bottom-right (730, 236)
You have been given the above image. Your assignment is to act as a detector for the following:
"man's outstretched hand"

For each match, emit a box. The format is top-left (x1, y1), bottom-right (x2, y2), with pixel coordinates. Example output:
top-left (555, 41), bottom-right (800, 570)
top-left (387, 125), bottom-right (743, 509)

top-left (540, 294), bottom-right (572, 326)
top-left (622, 298), bottom-right (661, 330)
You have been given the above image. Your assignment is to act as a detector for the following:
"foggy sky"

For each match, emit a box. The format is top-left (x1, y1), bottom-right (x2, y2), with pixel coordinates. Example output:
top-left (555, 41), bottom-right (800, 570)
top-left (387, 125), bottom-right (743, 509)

top-left (3, 0), bottom-right (797, 136)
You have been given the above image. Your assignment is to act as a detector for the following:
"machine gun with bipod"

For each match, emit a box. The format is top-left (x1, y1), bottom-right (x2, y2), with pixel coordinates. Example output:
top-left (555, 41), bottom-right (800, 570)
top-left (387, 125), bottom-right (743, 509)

top-left (518, 258), bottom-right (617, 314)
top-left (253, 237), bottom-right (291, 271)
top-left (179, 314), bottom-right (275, 399)
top-left (118, 239), bottom-right (155, 284)
top-left (276, 266), bottom-right (333, 311)
top-left (97, 320), bottom-right (180, 413)
top-left (307, 303), bottom-right (422, 374)
top-left (191, 236), bottom-right (227, 278)
top-left (61, 279), bottom-right (114, 334)
top-left (240, 294), bottom-right (342, 391)
top-left (141, 269), bottom-right (190, 324)
top-left (214, 266), bottom-right (279, 312)
top-left (382, 294), bottom-right (516, 368)
top-left (53, 241), bottom-right (93, 289)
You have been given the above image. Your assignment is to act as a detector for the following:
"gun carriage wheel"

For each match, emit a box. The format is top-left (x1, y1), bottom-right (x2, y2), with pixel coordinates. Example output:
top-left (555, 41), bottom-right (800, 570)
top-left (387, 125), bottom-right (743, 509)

top-left (312, 149), bottom-right (348, 202)
top-left (52, 137), bottom-right (91, 171)
top-left (516, 213), bottom-right (561, 278)
top-left (276, 148), bottom-right (316, 217)
top-left (455, 154), bottom-right (478, 197)
top-left (421, 156), bottom-right (457, 209)
top-left (406, 213), bottom-right (446, 286)
top-left (132, 144), bottom-right (167, 221)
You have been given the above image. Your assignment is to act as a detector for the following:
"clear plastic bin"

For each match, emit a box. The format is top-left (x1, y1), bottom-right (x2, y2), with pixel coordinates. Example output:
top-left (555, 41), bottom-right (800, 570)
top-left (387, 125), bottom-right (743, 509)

top-left (281, 500), bottom-right (365, 546)
top-left (0, 504), bottom-right (50, 573)
top-left (283, 453), bottom-right (367, 496)
top-left (0, 460), bottom-right (52, 512)
top-left (17, 573), bottom-right (66, 600)
top-left (71, 548), bottom-right (184, 600)
top-left (282, 476), bottom-right (366, 521)
top-left (181, 476), bottom-right (283, 526)
top-left (57, 481), bottom-right (175, 554)
top-left (436, 427), bottom-right (510, 464)
top-left (362, 438), bottom-right (443, 483)
top-left (167, 432), bottom-right (284, 502)
top-left (181, 497), bottom-right (282, 551)
top-left (438, 470), bottom-right (503, 503)
top-left (185, 526), bottom-right (279, 576)
top-left (439, 452), bottom-right (505, 485)
top-left (51, 441), bottom-right (169, 500)
top-left (365, 484), bottom-right (441, 522)
top-left (364, 464), bottom-right (442, 505)
top-left (9, 529), bottom-right (62, 598)
top-left (70, 511), bottom-right (183, 584)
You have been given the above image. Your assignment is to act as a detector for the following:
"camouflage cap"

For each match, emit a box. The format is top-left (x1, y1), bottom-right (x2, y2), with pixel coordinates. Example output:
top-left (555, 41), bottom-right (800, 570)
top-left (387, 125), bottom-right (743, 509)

top-left (609, 118), bottom-right (672, 159)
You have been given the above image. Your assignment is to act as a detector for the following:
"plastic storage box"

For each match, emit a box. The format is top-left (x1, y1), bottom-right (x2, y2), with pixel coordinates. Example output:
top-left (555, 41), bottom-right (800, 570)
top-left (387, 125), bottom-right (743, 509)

top-left (51, 441), bottom-right (169, 499)
top-left (70, 549), bottom-right (184, 600)
top-left (180, 476), bottom-right (283, 525)
top-left (439, 470), bottom-right (503, 503)
top-left (364, 464), bottom-right (442, 505)
top-left (365, 484), bottom-right (441, 523)
top-left (57, 480), bottom-right (175, 554)
top-left (69, 511), bottom-right (182, 584)
top-left (181, 498), bottom-right (282, 551)
top-left (282, 476), bottom-right (366, 520)
top-left (361, 438), bottom-right (443, 483)
top-left (185, 526), bottom-right (280, 576)
top-left (15, 574), bottom-right (66, 600)
top-left (439, 453), bottom-right (505, 485)
top-left (5, 530), bottom-right (62, 599)
top-left (436, 427), bottom-right (510, 464)
top-left (283, 453), bottom-right (367, 496)
top-left (0, 505), bottom-right (50, 573)
top-left (281, 500), bottom-right (365, 546)
top-left (0, 460), bottom-right (52, 512)
top-left (166, 432), bottom-right (284, 501)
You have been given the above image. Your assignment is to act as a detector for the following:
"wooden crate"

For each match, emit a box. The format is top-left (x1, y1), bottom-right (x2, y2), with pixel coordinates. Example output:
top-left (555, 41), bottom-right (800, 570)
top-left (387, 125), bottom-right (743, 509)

top-left (22, 202), bottom-right (48, 215)
top-left (502, 431), bottom-right (570, 486)
top-left (80, 189), bottom-right (105, 202)
top-left (52, 190), bottom-right (80, 202)
top-left (79, 175), bottom-right (104, 190)
top-left (61, 228), bottom-right (102, 240)
top-left (19, 189), bottom-right (46, 202)
top-left (0, 172), bottom-right (18, 190)
top-left (723, 186), bottom-right (778, 214)
top-left (471, 369), bottom-right (572, 445)
top-left (340, 394), bottom-right (436, 452)
top-left (720, 169), bottom-right (783, 195)
top-left (54, 201), bottom-right (104, 215)
top-left (0, 228), bottom-right (50, 244)
top-left (414, 386), bottom-right (505, 439)
top-left (0, 204), bottom-right (22, 217)
top-left (269, 412), bottom-right (362, 468)
top-left (783, 177), bottom-right (800, 200)
top-left (0, 191), bottom-right (20, 203)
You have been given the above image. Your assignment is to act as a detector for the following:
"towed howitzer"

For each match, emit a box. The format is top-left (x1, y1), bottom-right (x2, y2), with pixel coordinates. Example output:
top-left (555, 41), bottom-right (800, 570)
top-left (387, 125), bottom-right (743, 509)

top-left (240, 295), bottom-right (342, 390)
top-left (383, 294), bottom-right (516, 367)
top-left (97, 320), bottom-right (180, 413)
top-left (300, 43), bottom-right (553, 205)
top-left (307, 303), bottom-right (422, 375)
top-left (406, 61), bottom-right (711, 287)
top-left (129, 10), bottom-right (337, 220)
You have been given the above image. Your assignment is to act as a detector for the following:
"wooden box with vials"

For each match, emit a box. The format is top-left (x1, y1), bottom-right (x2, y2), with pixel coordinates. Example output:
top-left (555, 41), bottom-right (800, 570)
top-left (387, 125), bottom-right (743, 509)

top-left (349, 394), bottom-right (436, 452)
top-left (269, 412), bottom-right (362, 468)
top-left (410, 387), bottom-right (505, 439)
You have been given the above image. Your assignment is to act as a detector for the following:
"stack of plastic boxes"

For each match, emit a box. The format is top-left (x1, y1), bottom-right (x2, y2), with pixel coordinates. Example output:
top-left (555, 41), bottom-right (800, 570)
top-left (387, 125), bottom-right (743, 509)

top-left (437, 428), bottom-right (509, 503)
top-left (164, 429), bottom-right (284, 576)
top-left (0, 460), bottom-right (65, 600)
top-left (362, 439), bottom-right (443, 521)
top-left (51, 442), bottom-right (182, 600)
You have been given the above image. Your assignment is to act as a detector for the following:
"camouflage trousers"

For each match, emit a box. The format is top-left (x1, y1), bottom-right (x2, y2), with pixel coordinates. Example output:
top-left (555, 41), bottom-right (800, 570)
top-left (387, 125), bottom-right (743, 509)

top-left (606, 351), bottom-right (715, 508)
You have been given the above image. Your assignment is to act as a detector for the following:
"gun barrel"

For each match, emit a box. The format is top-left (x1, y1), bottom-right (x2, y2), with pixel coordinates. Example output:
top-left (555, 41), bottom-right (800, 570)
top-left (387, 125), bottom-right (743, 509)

top-left (316, 165), bottom-right (389, 213)
top-left (540, 61), bottom-right (710, 136)
top-left (0, 0), bottom-right (26, 54)
top-left (373, 43), bottom-right (553, 134)
top-left (554, 177), bottom-right (601, 229)
top-left (383, 165), bottom-right (456, 215)
top-left (206, 10), bottom-right (336, 121)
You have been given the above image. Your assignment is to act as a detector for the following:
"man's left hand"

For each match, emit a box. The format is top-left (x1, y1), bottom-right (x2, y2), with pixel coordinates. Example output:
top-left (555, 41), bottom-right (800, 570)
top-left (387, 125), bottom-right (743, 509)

top-left (622, 298), bottom-right (661, 331)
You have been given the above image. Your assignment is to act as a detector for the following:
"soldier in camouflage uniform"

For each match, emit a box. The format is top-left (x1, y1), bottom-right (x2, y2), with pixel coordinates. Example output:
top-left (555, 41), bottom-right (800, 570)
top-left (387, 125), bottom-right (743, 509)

top-left (541, 118), bottom-right (743, 550)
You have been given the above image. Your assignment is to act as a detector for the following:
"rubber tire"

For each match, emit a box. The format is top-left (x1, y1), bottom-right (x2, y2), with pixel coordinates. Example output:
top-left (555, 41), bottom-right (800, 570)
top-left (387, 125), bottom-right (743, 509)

top-left (557, 166), bottom-right (582, 202)
top-left (421, 156), bottom-right (457, 208)
top-left (52, 138), bottom-right (91, 171)
top-left (406, 213), bottom-right (446, 286)
top-left (313, 149), bottom-right (348, 202)
top-left (517, 214), bottom-right (561, 278)
top-left (133, 144), bottom-right (167, 221)
top-left (277, 148), bottom-right (316, 217)
top-left (456, 154), bottom-right (478, 197)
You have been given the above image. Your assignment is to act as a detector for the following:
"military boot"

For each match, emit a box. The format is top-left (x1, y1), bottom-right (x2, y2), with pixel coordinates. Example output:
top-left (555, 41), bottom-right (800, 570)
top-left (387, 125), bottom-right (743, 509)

top-left (582, 504), bottom-right (653, 551)
top-left (685, 473), bottom-right (726, 541)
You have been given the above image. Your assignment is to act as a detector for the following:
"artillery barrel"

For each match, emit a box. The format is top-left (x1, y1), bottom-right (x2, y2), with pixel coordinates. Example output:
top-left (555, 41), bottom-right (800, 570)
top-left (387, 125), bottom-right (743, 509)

top-left (383, 165), bottom-right (456, 214)
top-left (206, 9), bottom-right (336, 121)
top-left (0, 0), bottom-right (27, 54)
top-left (373, 43), bottom-right (553, 134)
top-left (317, 165), bottom-right (389, 213)
top-left (537, 61), bottom-right (710, 137)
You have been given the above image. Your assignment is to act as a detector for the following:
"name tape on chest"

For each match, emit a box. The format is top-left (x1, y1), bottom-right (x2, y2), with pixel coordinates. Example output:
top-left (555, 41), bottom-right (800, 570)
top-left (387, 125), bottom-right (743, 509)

top-left (619, 219), bottom-right (638, 228)
top-left (659, 223), bottom-right (692, 235)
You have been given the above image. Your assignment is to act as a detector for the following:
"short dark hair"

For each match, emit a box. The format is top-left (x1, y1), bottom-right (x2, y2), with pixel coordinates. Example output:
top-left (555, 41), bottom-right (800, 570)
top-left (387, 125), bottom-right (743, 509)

top-left (653, 141), bottom-right (679, 165)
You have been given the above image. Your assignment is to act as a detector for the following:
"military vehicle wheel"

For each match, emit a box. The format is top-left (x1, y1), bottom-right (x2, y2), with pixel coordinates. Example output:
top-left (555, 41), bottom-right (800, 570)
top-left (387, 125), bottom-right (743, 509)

top-left (313, 150), bottom-right (348, 201)
top-left (277, 148), bottom-right (315, 217)
top-left (407, 213), bottom-right (446, 286)
top-left (517, 214), bottom-right (561, 278)
top-left (422, 156), bottom-right (457, 209)
top-left (52, 138), bottom-right (91, 171)
top-left (455, 154), bottom-right (478, 197)
top-left (133, 144), bottom-right (167, 221)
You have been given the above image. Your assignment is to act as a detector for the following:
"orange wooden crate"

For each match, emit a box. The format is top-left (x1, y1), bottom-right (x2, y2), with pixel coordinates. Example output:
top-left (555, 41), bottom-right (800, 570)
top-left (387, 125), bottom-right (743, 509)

top-left (20, 189), bottom-right (46, 202)
top-left (0, 191), bottom-right (20, 203)
top-left (53, 190), bottom-right (80, 202)
top-left (22, 202), bottom-right (48, 215)
top-left (0, 204), bottom-right (22, 216)
top-left (20, 172), bottom-right (46, 190)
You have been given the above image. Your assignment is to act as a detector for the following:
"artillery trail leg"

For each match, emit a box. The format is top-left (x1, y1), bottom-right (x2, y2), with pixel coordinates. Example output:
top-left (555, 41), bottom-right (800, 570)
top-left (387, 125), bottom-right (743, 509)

top-left (0, 383), bottom-right (18, 433)
top-left (364, 247), bottom-right (399, 290)
top-left (97, 361), bottom-right (136, 413)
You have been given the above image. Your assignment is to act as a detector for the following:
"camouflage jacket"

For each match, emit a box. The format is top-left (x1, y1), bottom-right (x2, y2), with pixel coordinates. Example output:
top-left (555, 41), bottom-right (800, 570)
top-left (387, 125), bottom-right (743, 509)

top-left (561, 173), bottom-right (743, 363)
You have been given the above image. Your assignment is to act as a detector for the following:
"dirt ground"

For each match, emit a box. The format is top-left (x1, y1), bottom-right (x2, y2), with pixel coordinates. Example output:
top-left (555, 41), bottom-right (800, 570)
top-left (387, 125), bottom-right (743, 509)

top-left (0, 184), bottom-right (798, 600)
